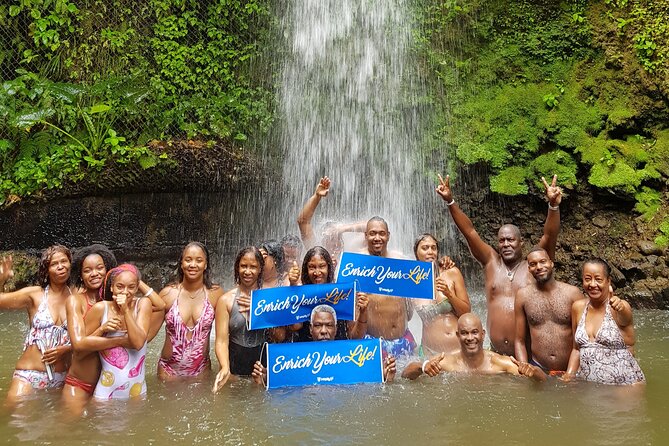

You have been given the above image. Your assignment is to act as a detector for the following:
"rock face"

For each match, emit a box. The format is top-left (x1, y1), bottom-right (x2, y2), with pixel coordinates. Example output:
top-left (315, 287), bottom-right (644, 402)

top-left (436, 165), bottom-right (669, 310)
top-left (1, 158), bottom-right (668, 309)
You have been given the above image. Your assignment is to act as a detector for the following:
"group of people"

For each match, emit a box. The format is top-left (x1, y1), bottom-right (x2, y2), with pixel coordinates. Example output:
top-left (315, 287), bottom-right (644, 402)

top-left (0, 173), bottom-right (645, 414)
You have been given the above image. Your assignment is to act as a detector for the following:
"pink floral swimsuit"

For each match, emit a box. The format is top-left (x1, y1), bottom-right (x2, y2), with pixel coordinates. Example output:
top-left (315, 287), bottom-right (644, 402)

top-left (158, 289), bottom-right (215, 377)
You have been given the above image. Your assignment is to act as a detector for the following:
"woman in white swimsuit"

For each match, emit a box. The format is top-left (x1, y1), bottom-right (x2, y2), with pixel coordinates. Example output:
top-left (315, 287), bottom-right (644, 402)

top-left (85, 264), bottom-right (152, 399)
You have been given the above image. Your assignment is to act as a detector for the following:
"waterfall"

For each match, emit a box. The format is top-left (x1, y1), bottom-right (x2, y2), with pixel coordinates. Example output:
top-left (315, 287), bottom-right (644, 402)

top-left (273, 0), bottom-right (430, 253)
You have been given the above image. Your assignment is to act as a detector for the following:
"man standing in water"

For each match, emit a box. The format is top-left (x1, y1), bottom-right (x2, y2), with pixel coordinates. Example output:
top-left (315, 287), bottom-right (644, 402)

top-left (435, 174), bottom-right (562, 355)
top-left (514, 247), bottom-right (582, 372)
top-left (358, 216), bottom-right (416, 358)
top-left (403, 313), bottom-right (546, 382)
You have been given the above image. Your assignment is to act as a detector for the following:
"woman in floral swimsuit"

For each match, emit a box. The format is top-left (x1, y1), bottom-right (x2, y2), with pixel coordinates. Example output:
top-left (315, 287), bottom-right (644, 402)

top-left (156, 242), bottom-right (224, 381)
top-left (0, 246), bottom-right (73, 406)
top-left (564, 258), bottom-right (645, 385)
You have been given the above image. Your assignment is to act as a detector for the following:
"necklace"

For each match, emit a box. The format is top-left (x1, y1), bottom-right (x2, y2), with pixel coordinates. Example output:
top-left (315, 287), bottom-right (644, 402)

top-left (503, 262), bottom-right (521, 282)
top-left (181, 286), bottom-right (205, 299)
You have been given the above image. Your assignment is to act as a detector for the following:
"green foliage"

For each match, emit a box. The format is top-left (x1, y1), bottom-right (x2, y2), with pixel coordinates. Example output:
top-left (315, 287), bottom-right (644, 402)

top-left (420, 0), bottom-right (669, 241)
top-left (655, 219), bottom-right (669, 247)
top-left (604, 0), bottom-right (669, 74)
top-left (490, 166), bottom-right (529, 196)
top-left (0, 0), bottom-right (273, 203)
top-left (0, 72), bottom-right (166, 204)
top-left (635, 187), bottom-right (662, 221)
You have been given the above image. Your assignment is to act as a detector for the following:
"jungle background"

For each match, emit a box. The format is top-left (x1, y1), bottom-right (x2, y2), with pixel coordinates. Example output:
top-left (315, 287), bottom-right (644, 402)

top-left (1, 0), bottom-right (668, 306)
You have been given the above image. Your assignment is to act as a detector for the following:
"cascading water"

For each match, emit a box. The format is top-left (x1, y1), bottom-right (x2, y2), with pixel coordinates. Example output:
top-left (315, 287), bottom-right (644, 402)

top-left (272, 0), bottom-right (431, 253)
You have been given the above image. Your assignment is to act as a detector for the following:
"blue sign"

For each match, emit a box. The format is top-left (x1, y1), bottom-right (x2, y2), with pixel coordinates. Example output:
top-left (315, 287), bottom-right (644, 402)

top-left (266, 338), bottom-right (384, 389)
top-left (249, 282), bottom-right (357, 330)
top-left (335, 252), bottom-right (434, 299)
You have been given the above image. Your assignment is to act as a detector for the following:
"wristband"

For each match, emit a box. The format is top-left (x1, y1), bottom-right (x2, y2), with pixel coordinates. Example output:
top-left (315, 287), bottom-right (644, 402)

top-left (445, 199), bottom-right (455, 206)
top-left (548, 204), bottom-right (559, 211)
top-left (421, 359), bottom-right (430, 373)
top-left (145, 288), bottom-right (154, 297)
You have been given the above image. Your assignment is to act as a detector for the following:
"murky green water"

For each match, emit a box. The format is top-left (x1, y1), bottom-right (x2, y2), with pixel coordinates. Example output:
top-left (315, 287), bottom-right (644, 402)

top-left (0, 309), bottom-right (667, 445)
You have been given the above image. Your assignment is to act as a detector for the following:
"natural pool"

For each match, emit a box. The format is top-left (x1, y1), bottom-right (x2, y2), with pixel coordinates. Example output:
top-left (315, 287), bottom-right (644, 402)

top-left (0, 307), bottom-right (667, 445)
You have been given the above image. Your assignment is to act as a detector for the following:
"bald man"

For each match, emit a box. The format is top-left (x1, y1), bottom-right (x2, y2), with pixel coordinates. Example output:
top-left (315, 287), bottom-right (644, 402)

top-left (435, 175), bottom-right (562, 355)
top-left (403, 313), bottom-right (546, 382)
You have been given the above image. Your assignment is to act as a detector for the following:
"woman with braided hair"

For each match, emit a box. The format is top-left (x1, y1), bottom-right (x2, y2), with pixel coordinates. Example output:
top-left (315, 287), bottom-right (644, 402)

top-left (85, 264), bottom-right (152, 399)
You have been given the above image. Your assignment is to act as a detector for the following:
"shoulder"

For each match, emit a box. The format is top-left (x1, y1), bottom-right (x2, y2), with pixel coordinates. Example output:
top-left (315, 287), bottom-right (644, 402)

top-left (88, 301), bottom-right (106, 318)
top-left (515, 284), bottom-right (534, 300)
top-left (159, 285), bottom-right (178, 307)
top-left (559, 281), bottom-right (582, 298)
top-left (442, 267), bottom-right (464, 281)
top-left (66, 293), bottom-right (84, 312)
top-left (208, 285), bottom-right (225, 303)
top-left (571, 297), bottom-right (588, 314)
top-left (218, 289), bottom-right (236, 307)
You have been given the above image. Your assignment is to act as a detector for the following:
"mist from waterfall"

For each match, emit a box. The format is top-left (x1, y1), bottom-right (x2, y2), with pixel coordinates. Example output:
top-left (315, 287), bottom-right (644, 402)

top-left (273, 0), bottom-right (431, 253)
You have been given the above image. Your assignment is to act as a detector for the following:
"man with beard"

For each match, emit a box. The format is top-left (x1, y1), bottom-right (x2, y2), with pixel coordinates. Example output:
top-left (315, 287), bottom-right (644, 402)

top-left (435, 174), bottom-right (562, 355)
top-left (514, 247), bottom-right (583, 373)
top-left (358, 217), bottom-right (417, 359)
top-left (403, 313), bottom-right (546, 381)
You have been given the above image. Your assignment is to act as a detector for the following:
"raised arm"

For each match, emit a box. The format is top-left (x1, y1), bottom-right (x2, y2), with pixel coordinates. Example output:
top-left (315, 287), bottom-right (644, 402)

top-left (139, 280), bottom-right (165, 311)
top-left (297, 176), bottom-right (331, 248)
top-left (119, 295), bottom-right (151, 350)
top-left (536, 175), bottom-right (562, 261)
top-left (212, 295), bottom-right (231, 392)
top-left (435, 175), bottom-right (497, 266)
top-left (0, 256), bottom-right (38, 311)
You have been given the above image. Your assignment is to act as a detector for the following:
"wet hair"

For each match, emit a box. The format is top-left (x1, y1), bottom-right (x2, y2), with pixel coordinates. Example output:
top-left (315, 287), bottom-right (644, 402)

top-left (526, 246), bottom-right (548, 258)
top-left (413, 233), bottom-right (439, 259)
top-left (366, 216), bottom-right (389, 231)
top-left (234, 246), bottom-right (265, 289)
top-left (259, 239), bottom-right (285, 274)
top-left (177, 241), bottom-right (213, 288)
top-left (38, 245), bottom-right (72, 287)
top-left (301, 246), bottom-right (334, 285)
top-left (582, 258), bottom-right (611, 278)
top-left (102, 264), bottom-right (140, 301)
top-left (71, 244), bottom-right (118, 288)
top-left (280, 234), bottom-right (302, 250)
top-left (310, 304), bottom-right (337, 325)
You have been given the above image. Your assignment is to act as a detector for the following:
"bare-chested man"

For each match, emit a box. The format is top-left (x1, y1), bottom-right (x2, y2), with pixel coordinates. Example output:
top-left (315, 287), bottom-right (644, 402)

top-left (514, 247), bottom-right (582, 372)
top-left (435, 174), bottom-right (562, 355)
top-left (413, 233), bottom-right (470, 355)
top-left (403, 313), bottom-right (545, 382)
top-left (358, 216), bottom-right (416, 358)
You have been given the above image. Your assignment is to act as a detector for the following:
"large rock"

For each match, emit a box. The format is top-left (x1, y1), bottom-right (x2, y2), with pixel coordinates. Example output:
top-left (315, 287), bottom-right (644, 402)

top-left (638, 240), bottom-right (663, 256)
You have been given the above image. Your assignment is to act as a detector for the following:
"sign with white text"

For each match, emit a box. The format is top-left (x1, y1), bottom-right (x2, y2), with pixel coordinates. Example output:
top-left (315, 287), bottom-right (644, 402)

top-left (266, 338), bottom-right (384, 389)
top-left (335, 252), bottom-right (434, 299)
top-left (249, 282), bottom-right (356, 330)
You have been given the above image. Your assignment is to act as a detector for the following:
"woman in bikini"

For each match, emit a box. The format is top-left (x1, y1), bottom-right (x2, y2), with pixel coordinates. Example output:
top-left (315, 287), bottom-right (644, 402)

top-left (213, 246), bottom-right (264, 389)
top-left (412, 233), bottom-right (471, 356)
top-left (563, 258), bottom-right (645, 385)
top-left (85, 264), bottom-right (152, 399)
top-left (156, 242), bottom-right (224, 382)
top-left (0, 246), bottom-right (73, 406)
